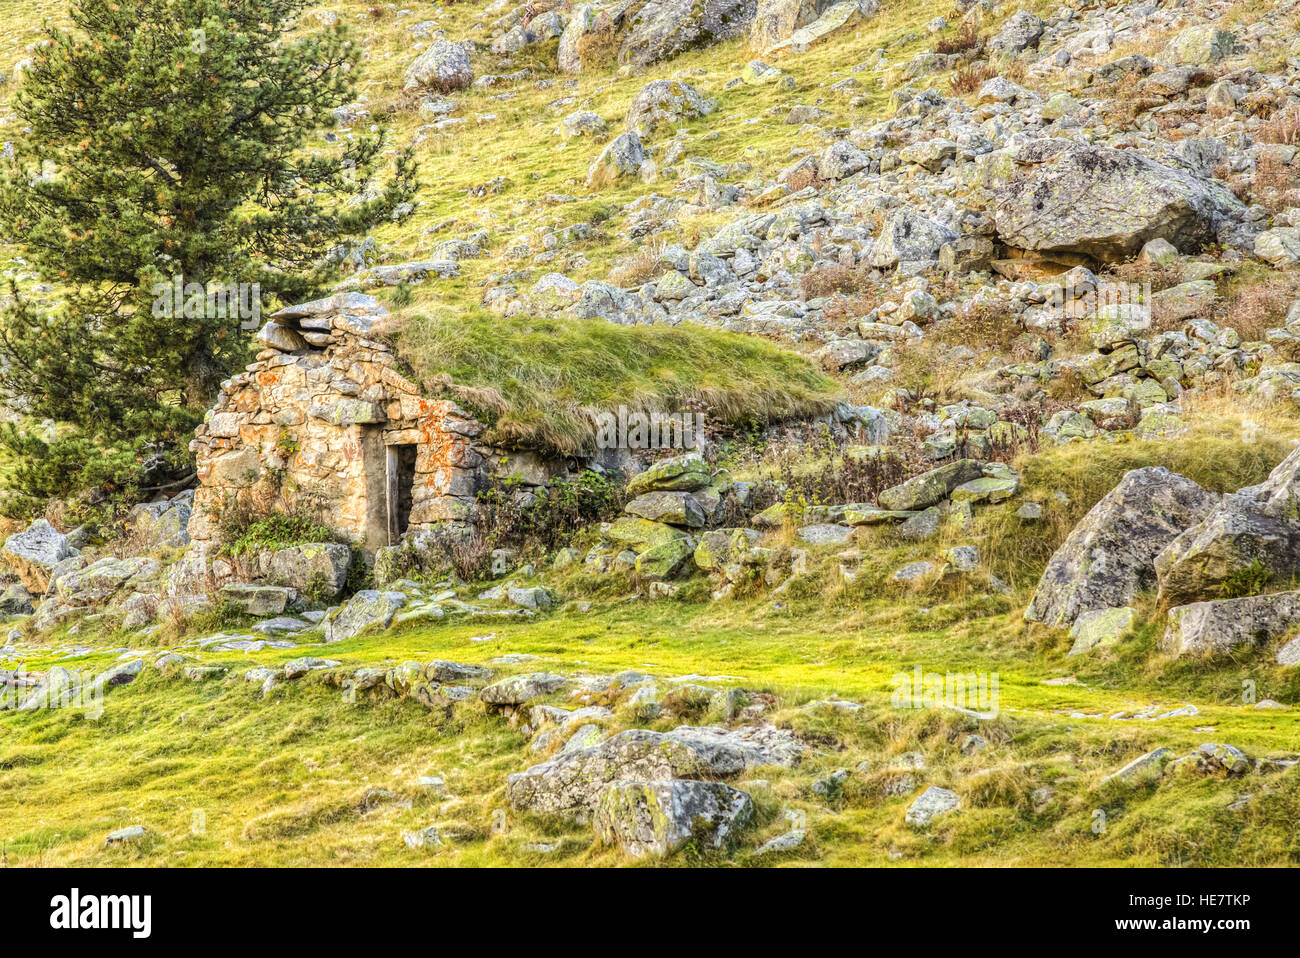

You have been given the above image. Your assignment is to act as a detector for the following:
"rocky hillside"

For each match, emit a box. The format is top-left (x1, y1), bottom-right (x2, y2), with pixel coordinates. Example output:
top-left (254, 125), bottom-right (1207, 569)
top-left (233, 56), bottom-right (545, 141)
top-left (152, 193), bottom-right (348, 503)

top-left (4, 0), bottom-right (1300, 868)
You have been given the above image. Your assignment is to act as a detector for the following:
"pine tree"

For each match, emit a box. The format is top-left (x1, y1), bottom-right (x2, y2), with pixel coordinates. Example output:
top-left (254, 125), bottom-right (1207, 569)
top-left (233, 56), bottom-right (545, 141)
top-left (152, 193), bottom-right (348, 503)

top-left (0, 0), bottom-right (416, 508)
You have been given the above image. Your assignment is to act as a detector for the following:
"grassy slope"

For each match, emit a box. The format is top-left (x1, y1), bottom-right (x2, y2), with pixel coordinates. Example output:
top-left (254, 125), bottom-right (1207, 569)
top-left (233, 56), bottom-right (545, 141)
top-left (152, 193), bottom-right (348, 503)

top-left (7, 405), bottom-right (1300, 868)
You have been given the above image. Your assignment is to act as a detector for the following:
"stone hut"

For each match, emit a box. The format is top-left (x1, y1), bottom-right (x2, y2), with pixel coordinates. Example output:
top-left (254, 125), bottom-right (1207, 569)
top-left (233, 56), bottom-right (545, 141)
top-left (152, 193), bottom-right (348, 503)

top-left (187, 293), bottom-right (570, 556)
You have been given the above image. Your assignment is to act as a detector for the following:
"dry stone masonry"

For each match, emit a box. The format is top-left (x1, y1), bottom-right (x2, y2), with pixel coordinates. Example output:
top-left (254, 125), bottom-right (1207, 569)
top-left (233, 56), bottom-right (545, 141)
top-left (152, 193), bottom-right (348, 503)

top-left (187, 293), bottom-right (567, 557)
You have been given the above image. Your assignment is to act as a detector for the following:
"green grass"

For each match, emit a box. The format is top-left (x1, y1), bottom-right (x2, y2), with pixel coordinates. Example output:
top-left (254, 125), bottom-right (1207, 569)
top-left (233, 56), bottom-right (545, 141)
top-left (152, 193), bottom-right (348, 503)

top-left (4, 589), bottom-right (1300, 868)
top-left (391, 308), bottom-right (841, 452)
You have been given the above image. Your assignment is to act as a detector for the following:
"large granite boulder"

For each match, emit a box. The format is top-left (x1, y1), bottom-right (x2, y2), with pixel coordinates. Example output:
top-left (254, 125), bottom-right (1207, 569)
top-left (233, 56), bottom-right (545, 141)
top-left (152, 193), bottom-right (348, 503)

top-left (619, 0), bottom-right (757, 67)
top-left (1, 519), bottom-right (71, 594)
top-left (266, 543), bottom-right (353, 599)
top-left (869, 206), bottom-right (958, 274)
top-left (1026, 468), bottom-right (1218, 628)
top-left (1157, 446), bottom-right (1300, 605)
top-left (993, 142), bottom-right (1247, 262)
top-left (586, 131), bottom-right (648, 190)
top-left (987, 11), bottom-right (1043, 55)
top-left (749, 0), bottom-right (833, 54)
top-left (624, 491), bottom-right (706, 528)
top-left (402, 38), bottom-right (472, 93)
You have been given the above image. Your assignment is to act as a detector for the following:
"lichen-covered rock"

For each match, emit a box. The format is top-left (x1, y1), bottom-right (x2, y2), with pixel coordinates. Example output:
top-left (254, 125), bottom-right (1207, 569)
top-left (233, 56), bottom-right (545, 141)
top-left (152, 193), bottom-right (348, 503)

top-left (1026, 468), bottom-right (1218, 629)
top-left (558, 5), bottom-right (615, 74)
top-left (220, 583), bottom-right (295, 616)
top-left (322, 590), bottom-right (406, 642)
top-left (869, 206), bottom-right (958, 273)
top-left (627, 452), bottom-right (711, 495)
top-left (606, 516), bottom-right (691, 552)
top-left (480, 672), bottom-right (567, 707)
top-left (877, 459), bottom-right (982, 512)
top-left (624, 491), bottom-right (707, 528)
top-left (749, 0), bottom-right (832, 54)
top-left (993, 142), bottom-right (1247, 262)
top-left (266, 543), bottom-right (353, 598)
top-left (764, 0), bottom-right (873, 55)
top-left (403, 38), bottom-right (472, 93)
top-left (506, 724), bottom-right (801, 814)
top-left (1160, 590), bottom-right (1300, 657)
top-left (1102, 747), bottom-right (1174, 786)
top-left (2, 519), bottom-right (71, 594)
top-left (625, 78), bottom-right (716, 138)
top-left (635, 536), bottom-right (697, 580)
top-left (594, 780), bottom-right (753, 857)
top-left (1166, 25), bottom-right (1235, 65)
top-left (1154, 495), bottom-right (1298, 606)
top-left (619, 0), bottom-right (757, 67)
top-left (905, 785), bottom-right (960, 827)
top-left (987, 10), bottom-right (1043, 54)
top-left (586, 131), bottom-right (649, 189)
top-left (1157, 446), bottom-right (1300, 604)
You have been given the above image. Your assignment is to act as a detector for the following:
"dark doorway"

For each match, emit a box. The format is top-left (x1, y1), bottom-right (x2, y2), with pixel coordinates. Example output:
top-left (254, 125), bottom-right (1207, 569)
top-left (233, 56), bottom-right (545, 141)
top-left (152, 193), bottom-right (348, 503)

top-left (386, 444), bottom-right (417, 544)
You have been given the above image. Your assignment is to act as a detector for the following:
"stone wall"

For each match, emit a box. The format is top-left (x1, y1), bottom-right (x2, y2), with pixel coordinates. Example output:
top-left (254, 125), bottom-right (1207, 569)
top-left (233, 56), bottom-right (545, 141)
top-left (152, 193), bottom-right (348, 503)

top-left (188, 293), bottom-right (504, 555)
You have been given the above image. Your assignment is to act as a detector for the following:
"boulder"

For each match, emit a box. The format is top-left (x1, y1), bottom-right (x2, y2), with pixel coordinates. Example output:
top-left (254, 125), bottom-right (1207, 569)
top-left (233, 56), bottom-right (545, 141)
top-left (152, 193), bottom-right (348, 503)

top-left (877, 459), bottom-right (982, 512)
top-left (506, 724), bottom-right (801, 814)
top-left (1026, 467), bottom-right (1218, 629)
top-left (322, 590), bottom-right (406, 642)
top-left (625, 491), bottom-right (707, 528)
top-left (558, 5), bottom-right (615, 74)
top-left (625, 79), bottom-right (716, 138)
top-left (635, 537), bottom-right (697, 580)
top-left (1157, 446), bottom-right (1300, 604)
top-left (987, 10), bottom-right (1043, 55)
top-left (585, 131), bottom-right (649, 190)
top-left (594, 780), bottom-right (753, 857)
top-left (627, 452), bottom-right (711, 495)
top-left (481, 672), bottom-right (567, 707)
top-left (993, 142), bottom-right (1246, 262)
top-left (220, 583), bottom-right (294, 616)
top-left (1, 519), bottom-right (71, 594)
top-left (1167, 25), bottom-right (1235, 65)
top-left (1102, 747), bottom-right (1173, 786)
top-left (749, 0), bottom-right (833, 54)
top-left (403, 39), bottom-right (472, 93)
top-left (869, 207), bottom-right (958, 273)
top-left (765, 0), bottom-right (873, 55)
top-left (1160, 590), bottom-right (1300, 656)
top-left (1155, 495), bottom-right (1298, 605)
top-left (266, 543), bottom-right (352, 599)
top-left (619, 0), bottom-right (757, 67)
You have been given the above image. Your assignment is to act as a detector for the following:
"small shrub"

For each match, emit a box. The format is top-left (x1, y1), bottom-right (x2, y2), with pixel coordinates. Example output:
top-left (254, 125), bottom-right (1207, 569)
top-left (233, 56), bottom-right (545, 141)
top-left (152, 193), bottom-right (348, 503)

top-left (1257, 104), bottom-right (1300, 146)
top-left (934, 21), bottom-right (982, 56)
top-left (950, 63), bottom-right (997, 95)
